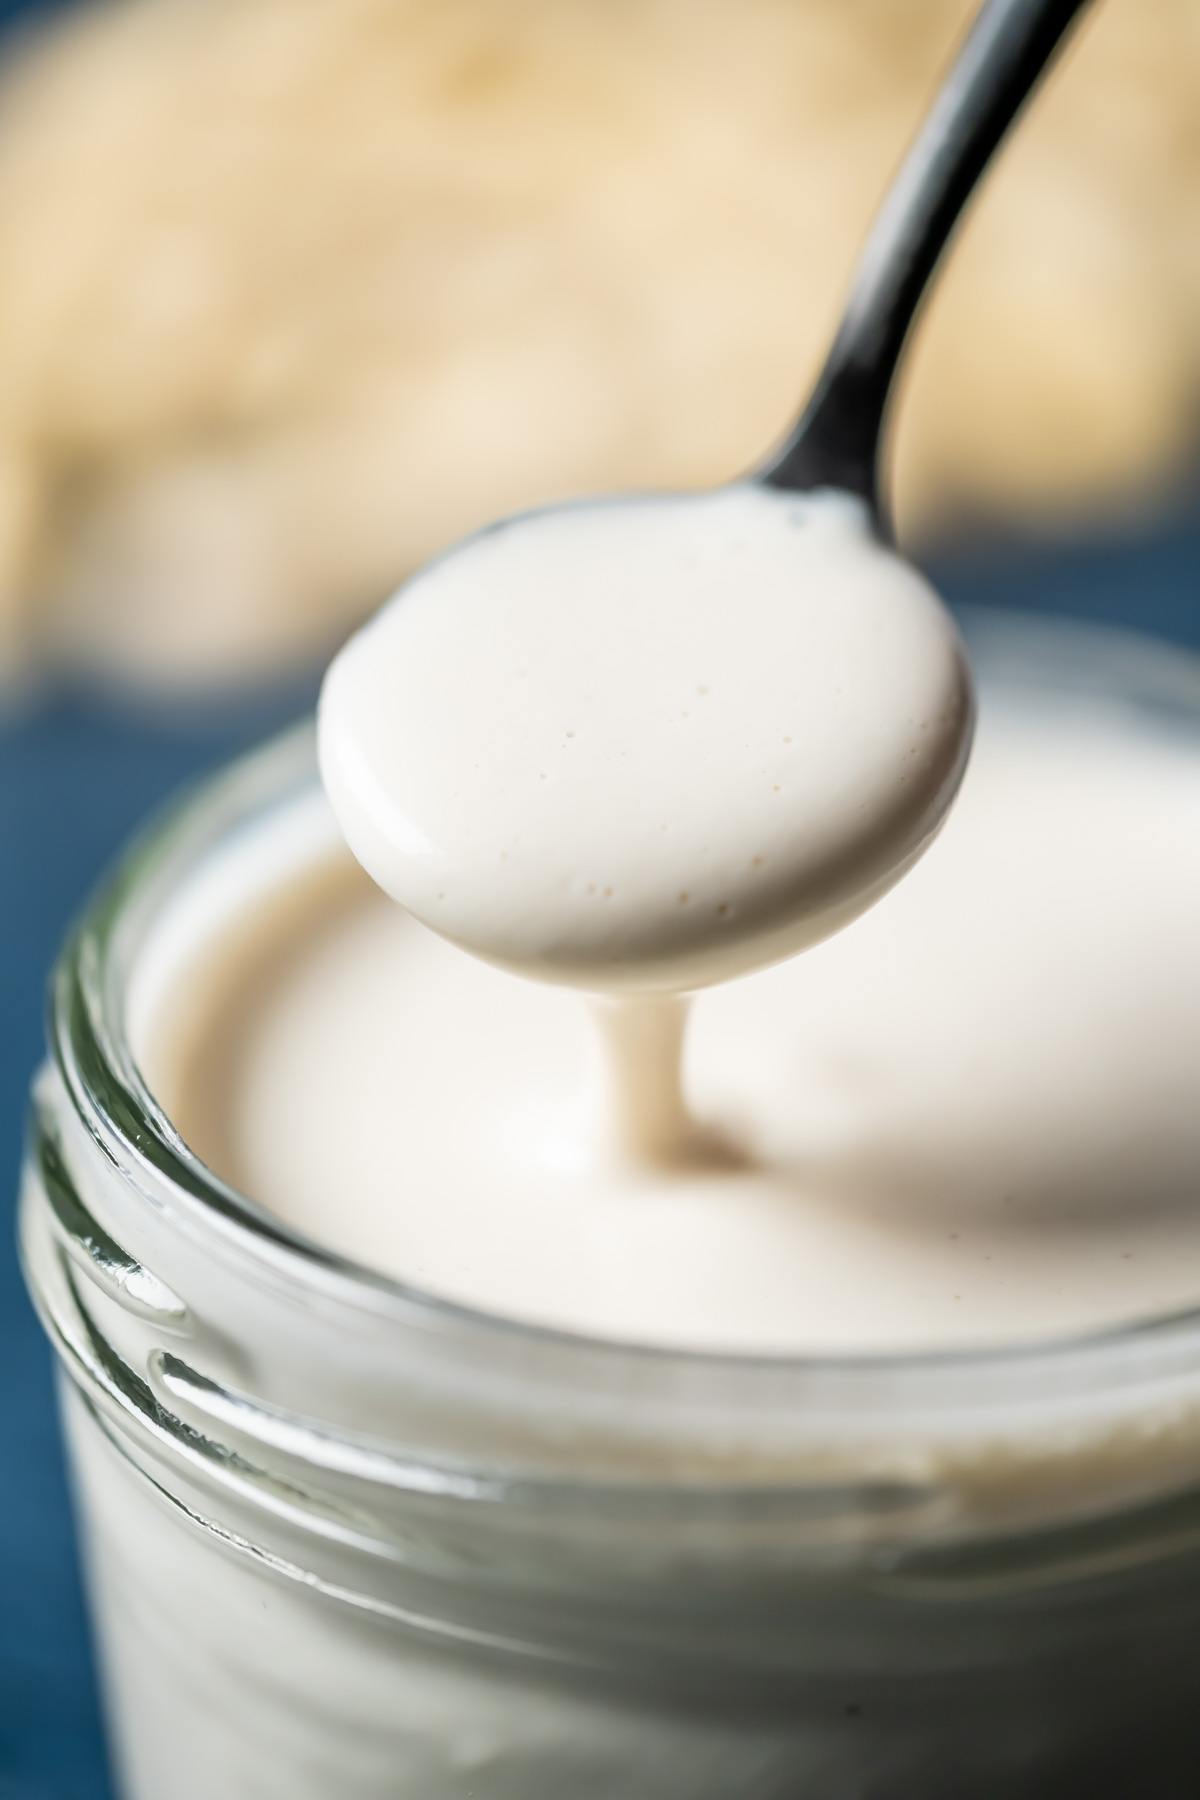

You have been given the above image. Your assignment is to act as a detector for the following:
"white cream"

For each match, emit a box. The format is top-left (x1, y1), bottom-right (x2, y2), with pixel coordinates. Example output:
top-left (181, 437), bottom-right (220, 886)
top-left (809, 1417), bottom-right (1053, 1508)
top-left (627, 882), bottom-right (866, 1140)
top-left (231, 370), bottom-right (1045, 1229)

top-left (317, 485), bottom-right (972, 994)
top-left (152, 682), bottom-right (1200, 1353)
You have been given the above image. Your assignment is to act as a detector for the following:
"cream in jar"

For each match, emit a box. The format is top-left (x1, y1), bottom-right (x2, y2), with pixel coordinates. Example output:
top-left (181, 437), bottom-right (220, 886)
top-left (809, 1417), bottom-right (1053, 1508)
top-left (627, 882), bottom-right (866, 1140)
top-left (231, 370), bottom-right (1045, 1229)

top-left (32, 611), bottom-right (1200, 1800)
top-left (148, 661), bottom-right (1200, 1352)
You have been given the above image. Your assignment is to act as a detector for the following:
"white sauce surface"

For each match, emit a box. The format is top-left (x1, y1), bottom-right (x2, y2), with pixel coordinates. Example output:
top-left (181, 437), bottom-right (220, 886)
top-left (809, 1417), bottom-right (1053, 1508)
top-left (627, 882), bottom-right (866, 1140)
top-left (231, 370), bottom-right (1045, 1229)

top-left (153, 687), bottom-right (1200, 1353)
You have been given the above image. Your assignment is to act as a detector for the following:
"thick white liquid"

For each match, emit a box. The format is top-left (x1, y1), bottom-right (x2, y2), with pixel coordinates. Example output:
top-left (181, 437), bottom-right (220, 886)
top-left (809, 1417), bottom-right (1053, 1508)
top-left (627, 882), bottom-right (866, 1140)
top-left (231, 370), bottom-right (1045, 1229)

top-left (318, 486), bottom-right (972, 994)
top-left (149, 685), bottom-right (1200, 1353)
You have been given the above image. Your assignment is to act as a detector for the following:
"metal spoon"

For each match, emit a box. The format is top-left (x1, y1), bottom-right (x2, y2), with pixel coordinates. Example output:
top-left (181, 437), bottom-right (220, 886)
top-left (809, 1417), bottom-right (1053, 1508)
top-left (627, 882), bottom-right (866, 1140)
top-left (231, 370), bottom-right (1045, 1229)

top-left (320, 0), bottom-right (1096, 1002)
top-left (763, 0), bottom-right (1092, 533)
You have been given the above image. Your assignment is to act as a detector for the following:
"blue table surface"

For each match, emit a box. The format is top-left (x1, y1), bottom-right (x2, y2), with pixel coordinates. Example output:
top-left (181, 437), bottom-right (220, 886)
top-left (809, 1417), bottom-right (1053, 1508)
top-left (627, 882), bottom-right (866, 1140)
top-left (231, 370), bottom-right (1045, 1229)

top-left (2, 512), bottom-right (1200, 1798)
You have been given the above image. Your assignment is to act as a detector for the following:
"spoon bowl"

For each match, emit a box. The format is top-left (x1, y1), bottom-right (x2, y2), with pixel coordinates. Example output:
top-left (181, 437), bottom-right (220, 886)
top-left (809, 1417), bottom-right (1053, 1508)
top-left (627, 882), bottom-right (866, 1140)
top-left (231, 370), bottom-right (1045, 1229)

top-left (319, 485), bottom-right (971, 991)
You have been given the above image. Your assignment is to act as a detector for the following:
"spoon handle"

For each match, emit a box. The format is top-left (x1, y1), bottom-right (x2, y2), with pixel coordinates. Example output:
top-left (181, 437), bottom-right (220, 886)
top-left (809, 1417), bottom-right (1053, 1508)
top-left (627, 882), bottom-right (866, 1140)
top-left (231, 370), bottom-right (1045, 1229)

top-left (761, 0), bottom-right (1093, 523)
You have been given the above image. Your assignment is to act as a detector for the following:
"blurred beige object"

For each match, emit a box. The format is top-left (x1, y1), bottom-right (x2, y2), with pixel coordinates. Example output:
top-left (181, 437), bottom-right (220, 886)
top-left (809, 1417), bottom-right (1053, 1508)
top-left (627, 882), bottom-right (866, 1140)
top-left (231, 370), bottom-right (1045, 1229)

top-left (0, 0), bottom-right (1194, 688)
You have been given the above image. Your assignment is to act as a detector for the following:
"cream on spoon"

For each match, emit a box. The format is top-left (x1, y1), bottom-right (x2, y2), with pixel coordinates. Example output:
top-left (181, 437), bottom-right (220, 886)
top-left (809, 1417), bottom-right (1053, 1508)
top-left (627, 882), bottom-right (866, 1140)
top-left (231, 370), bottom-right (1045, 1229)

top-left (319, 487), bottom-right (969, 994)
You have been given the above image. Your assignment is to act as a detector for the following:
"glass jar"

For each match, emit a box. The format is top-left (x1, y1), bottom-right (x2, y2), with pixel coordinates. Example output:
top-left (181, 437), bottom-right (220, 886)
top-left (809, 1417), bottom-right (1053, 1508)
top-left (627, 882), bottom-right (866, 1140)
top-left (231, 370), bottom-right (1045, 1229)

top-left (20, 610), bottom-right (1200, 1800)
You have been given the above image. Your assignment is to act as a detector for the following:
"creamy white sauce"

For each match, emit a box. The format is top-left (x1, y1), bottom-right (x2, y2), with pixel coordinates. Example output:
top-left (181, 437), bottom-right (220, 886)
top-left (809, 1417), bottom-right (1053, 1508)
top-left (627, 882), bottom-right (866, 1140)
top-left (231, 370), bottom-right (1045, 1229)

top-left (148, 686), bottom-right (1200, 1353)
top-left (317, 486), bottom-right (972, 994)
